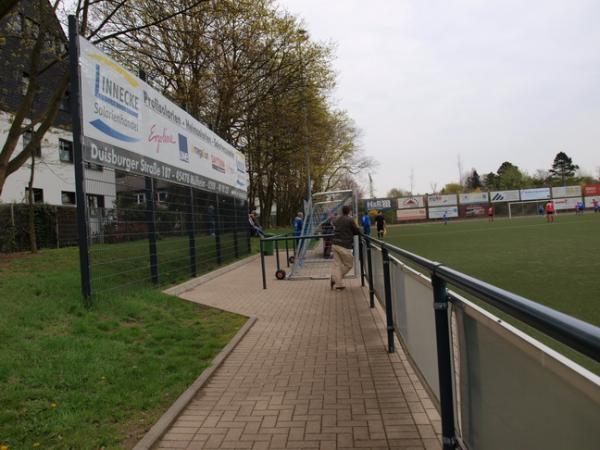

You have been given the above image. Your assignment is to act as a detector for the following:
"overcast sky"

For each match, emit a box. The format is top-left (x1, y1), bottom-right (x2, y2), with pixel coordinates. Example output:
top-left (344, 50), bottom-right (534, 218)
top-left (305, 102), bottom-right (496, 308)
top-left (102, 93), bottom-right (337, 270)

top-left (277, 0), bottom-right (600, 196)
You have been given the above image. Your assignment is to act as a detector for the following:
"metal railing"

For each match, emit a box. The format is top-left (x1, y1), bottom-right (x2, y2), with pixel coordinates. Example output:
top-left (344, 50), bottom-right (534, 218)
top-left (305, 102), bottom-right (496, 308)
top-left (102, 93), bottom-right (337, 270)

top-left (359, 235), bottom-right (600, 450)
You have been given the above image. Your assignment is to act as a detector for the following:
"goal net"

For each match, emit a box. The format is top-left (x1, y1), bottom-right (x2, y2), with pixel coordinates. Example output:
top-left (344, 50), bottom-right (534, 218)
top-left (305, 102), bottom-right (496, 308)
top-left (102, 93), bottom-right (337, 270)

top-left (508, 200), bottom-right (549, 219)
top-left (289, 189), bottom-right (357, 280)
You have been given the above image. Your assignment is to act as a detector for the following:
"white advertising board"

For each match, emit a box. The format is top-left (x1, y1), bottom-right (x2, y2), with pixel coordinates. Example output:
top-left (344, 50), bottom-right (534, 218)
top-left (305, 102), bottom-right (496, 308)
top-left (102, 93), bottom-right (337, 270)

top-left (551, 186), bottom-right (581, 198)
top-left (490, 190), bottom-right (520, 203)
top-left (459, 192), bottom-right (489, 205)
top-left (520, 187), bottom-right (550, 201)
top-left (396, 208), bottom-right (427, 221)
top-left (78, 37), bottom-right (247, 198)
top-left (584, 196), bottom-right (600, 208)
top-left (397, 196), bottom-right (425, 209)
top-left (428, 206), bottom-right (458, 219)
top-left (427, 194), bottom-right (457, 207)
top-left (553, 197), bottom-right (580, 211)
top-left (365, 198), bottom-right (394, 211)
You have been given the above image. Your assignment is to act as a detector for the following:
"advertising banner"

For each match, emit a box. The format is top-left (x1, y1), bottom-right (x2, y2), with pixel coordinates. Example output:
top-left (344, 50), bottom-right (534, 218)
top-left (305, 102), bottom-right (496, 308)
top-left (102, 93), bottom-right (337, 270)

top-left (459, 192), bottom-right (489, 205)
top-left (551, 186), bottom-right (581, 198)
top-left (584, 196), bottom-right (600, 208)
top-left (78, 37), bottom-right (248, 198)
top-left (396, 208), bottom-right (427, 221)
top-left (428, 206), bottom-right (458, 219)
top-left (583, 184), bottom-right (600, 196)
top-left (397, 196), bottom-right (425, 209)
top-left (365, 198), bottom-right (394, 211)
top-left (459, 204), bottom-right (487, 217)
top-left (553, 197), bottom-right (580, 211)
top-left (427, 194), bottom-right (458, 207)
top-left (520, 187), bottom-right (550, 201)
top-left (490, 190), bottom-right (520, 203)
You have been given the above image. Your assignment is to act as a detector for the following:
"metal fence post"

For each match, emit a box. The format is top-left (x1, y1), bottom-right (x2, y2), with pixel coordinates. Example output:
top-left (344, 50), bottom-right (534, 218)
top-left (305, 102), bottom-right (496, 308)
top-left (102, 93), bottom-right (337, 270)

top-left (188, 188), bottom-right (197, 277)
top-left (233, 200), bottom-right (239, 258)
top-left (215, 194), bottom-right (222, 264)
top-left (275, 239), bottom-right (281, 271)
top-left (431, 267), bottom-right (457, 450)
top-left (366, 239), bottom-right (375, 308)
top-left (285, 237), bottom-right (290, 267)
top-left (359, 237), bottom-right (365, 287)
top-left (381, 244), bottom-right (395, 353)
top-left (260, 239), bottom-right (267, 289)
top-left (68, 15), bottom-right (91, 302)
top-left (145, 176), bottom-right (159, 284)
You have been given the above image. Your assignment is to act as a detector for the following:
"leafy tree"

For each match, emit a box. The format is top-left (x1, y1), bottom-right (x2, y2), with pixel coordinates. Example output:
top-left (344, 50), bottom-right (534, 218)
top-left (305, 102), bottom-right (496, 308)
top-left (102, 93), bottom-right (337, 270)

top-left (496, 161), bottom-right (526, 189)
top-left (483, 172), bottom-right (498, 189)
top-left (465, 169), bottom-right (482, 190)
top-left (440, 183), bottom-right (462, 194)
top-left (549, 152), bottom-right (579, 185)
top-left (387, 188), bottom-right (408, 198)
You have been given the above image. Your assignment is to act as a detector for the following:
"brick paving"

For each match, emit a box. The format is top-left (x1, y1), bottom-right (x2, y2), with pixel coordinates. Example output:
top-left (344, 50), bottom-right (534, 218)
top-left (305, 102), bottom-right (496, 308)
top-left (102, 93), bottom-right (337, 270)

top-left (155, 257), bottom-right (441, 450)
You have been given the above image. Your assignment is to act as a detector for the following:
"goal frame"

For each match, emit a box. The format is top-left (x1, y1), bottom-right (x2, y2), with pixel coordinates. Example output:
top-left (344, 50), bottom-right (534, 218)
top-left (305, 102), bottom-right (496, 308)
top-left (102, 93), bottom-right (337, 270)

top-left (508, 200), bottom-right (551, 219)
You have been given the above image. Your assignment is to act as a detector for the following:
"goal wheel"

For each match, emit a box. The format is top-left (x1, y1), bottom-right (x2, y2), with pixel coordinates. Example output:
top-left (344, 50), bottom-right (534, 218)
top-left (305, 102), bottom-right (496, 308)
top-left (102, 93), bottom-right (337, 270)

top-left (288, 256), bottom-right (295, 264)
top-left (275, 269), bottom-right (286, 280)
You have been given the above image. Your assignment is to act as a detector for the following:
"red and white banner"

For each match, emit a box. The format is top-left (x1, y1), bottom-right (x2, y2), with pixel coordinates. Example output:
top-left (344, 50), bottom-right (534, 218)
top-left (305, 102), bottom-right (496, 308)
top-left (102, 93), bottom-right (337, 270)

top-left (459, 204), bottom-right (487, 217)
top-left (428, 206), bottom-right (459, 219)
top-left (584, 196), bottom-right (600, 208)
top-left (397, 196), bottom-right (425, 209)
top-left (396, 208), bottom-right (427, 221)
top-left (459, 192), bottom-right (489, 205)
top-left (427, 194), bottom-right (457, 207)
top-left (551, 186), bottom-right (581, 198)
top-left (553, 197), bottom-right (580, 211)
top-left (583, 184), bottom-right (600, 196)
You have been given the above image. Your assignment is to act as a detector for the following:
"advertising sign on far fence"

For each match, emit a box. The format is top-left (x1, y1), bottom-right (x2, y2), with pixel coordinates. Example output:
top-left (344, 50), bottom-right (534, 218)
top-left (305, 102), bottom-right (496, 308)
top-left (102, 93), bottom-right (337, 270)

top-left (460, 204), bottom-right (487, 217)
top-left (77, 37), bottom-right (248, 198)
top-left (428, 206), bottom-right (458, 219)
top-left (553, 197), bottom-right (580, 211)
top-left (397, 196), bottom-right (425, 209)
top-left (396, 208), bottom-right (427, 221)
top-left (364, 198), bottom-right (394, 211)
top-left (520, 187), bottom-right (550, 201)
top-left (583, 184), bottom-right (600, 196)
top-left (427, 194), bottom-right (458, 207)
top-left (459, 192), bottom-right (489, 205)
top-left (584, 196), bottom-right (600, 208)
top-left (490, 190), bottom-right (520, 203)
top-left (551, 186), bottom-right (581, 198)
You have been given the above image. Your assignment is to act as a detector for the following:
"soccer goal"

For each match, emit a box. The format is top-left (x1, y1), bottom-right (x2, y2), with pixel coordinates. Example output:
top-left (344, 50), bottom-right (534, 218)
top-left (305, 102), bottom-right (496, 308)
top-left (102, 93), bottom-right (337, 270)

top-left (508, 200), bottom-right (549, 219)
top-left (288, 189), bottom-right (358, 280)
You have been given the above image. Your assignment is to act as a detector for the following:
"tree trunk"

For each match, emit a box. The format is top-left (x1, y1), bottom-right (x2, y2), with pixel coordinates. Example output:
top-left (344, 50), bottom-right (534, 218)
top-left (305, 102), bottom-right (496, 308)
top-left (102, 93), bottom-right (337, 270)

top-left (27, 154), bottom-right (38, 253)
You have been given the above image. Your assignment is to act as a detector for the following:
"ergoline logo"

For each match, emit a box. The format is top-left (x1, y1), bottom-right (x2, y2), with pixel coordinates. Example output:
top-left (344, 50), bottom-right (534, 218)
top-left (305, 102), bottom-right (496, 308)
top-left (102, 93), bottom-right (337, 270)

top-left (492, 193), bottom-right (504, 201)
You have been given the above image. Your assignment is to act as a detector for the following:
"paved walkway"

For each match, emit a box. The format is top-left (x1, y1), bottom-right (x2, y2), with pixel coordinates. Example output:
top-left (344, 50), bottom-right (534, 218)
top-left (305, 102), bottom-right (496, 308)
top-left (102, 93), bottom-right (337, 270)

top-left (156, 257), bottom-right (441, 450)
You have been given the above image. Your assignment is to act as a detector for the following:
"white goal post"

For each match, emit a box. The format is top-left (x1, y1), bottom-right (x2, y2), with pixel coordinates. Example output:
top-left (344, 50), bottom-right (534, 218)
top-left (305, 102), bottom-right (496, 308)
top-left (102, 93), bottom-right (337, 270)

top-left (508, 200), bottom-right (551, 219)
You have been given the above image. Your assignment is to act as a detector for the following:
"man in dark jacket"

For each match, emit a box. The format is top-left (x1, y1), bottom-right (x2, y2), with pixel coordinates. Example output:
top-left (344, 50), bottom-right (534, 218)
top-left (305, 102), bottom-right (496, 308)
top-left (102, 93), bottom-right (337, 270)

top-left (330, 205), bottom-right (360, 290)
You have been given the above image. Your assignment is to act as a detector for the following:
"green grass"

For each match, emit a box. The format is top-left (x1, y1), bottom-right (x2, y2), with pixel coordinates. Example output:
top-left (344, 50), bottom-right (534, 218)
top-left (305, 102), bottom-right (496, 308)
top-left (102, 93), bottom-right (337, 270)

top-left (0, 247), bottom-right (247, 449)
top-left (384, 213), bottom-right (600, 370)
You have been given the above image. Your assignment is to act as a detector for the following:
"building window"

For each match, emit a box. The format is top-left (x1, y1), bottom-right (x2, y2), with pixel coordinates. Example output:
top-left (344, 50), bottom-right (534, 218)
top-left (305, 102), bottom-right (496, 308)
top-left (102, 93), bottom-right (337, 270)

top-left (156, 191), bottom-right (168, 203)
top-left (25, 187), bottom-right (44, 203)
top-left (84, 161), bottom-right (103, 171)
top-left (87, 194), bottom-right (105, 209)
top-left (136, 192), bottom-right (146, 204)
top-left (59, 139), bottom-right (73, 163)
top-left (23, 130), bottom-right (41, 158)
top-left (61, 191), bottom-right (76, 205)
top-left (22, 72), bottom-right (30, 95)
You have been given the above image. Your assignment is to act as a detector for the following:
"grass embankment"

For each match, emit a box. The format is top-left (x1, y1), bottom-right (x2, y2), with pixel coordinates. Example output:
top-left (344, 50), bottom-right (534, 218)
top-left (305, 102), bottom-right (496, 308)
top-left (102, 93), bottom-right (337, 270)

top-left (385, 213), bottom-right (600, 371)
top-left (0, 247), bottom-right (246, 449)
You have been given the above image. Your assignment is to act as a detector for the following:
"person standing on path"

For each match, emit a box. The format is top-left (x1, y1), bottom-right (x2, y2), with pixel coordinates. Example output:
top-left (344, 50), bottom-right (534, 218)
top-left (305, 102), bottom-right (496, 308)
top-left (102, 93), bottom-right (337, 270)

top-left (330, 205), bottom-right (360, 291)
top-left (293, 212), bottom-right (304, 236)
top-left (375, 211), bottom-right (386, 239)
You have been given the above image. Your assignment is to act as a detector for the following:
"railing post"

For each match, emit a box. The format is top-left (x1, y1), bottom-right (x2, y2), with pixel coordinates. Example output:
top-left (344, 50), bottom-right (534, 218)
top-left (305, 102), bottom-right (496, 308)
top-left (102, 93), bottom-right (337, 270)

top-left (285, 236), bottom-right (290, 267)
top-left (275, 239), bottom-right (281, 271)
top-left (359, 237), bottom-right (365, 287)
top-left (215, 194), bottom-right (222, 264)
top-left (366, 239), bottom-right (375, 308)
top-left (431, 267), bottom-right (457, 450)
top-left (233, 199), bottom-right (239, 258)
top-left (381, 244), bottom-right (395, 353)
top-left (260, 239), bottom-right (267, 289)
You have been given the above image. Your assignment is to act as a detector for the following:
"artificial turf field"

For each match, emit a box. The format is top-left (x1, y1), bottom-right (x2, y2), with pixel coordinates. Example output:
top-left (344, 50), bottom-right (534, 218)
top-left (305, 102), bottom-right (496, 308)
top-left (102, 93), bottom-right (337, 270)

top-left (384, 212), bottom-right (600, 328)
